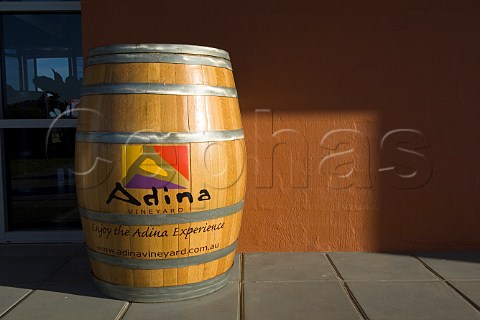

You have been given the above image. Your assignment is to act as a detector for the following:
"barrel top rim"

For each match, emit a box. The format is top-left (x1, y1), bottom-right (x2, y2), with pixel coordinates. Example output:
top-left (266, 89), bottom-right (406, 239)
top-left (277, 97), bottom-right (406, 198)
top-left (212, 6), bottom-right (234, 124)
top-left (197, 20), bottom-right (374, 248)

top-left (87, 44), bottom-right (231, 60)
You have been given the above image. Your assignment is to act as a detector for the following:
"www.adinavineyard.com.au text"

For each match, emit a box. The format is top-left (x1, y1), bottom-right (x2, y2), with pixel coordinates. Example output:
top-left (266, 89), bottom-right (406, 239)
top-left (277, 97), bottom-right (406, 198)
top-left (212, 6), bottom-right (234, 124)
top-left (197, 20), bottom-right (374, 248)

top-left (95, 243), bottom-right (221, 259)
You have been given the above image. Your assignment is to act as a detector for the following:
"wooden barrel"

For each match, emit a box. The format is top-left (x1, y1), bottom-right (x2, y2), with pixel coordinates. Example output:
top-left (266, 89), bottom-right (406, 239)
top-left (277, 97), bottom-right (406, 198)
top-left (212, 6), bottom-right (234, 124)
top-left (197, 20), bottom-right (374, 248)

top-left (75, 44), bottom-right (246, 302)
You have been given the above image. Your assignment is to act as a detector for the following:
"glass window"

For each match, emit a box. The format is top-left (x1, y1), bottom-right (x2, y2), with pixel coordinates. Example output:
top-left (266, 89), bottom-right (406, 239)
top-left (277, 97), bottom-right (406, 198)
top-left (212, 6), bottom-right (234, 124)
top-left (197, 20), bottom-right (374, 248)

top-left (5, 128), bottom-right (79, 230)
top-left (0, 0), bottom-right (78, 2)
top-left (1, 13), bottom-right (82, 231)
top-left (2, 14), bottom-right (82, 119)
top-left (36, 57), bottom-right (70, 81)
top-left (5, 55), bottom-right (20, 90)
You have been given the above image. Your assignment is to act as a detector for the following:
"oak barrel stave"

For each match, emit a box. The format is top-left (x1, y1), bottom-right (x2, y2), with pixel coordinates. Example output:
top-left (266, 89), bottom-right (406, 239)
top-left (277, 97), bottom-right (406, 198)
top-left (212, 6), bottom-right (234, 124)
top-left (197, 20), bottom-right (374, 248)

top-left (75, 44), bottom-right (245, 302)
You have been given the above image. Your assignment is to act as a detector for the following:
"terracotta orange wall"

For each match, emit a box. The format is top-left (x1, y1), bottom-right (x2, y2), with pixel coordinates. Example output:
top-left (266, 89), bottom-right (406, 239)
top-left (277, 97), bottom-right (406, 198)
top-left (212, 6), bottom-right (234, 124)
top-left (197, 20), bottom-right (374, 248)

top-left (82, 0), bottom-right (480, 252)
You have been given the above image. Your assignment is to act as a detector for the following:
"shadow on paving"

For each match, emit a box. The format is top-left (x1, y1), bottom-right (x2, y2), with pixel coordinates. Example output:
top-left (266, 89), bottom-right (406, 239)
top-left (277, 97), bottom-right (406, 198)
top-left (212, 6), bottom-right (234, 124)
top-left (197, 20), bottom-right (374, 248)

top-left (1, 244), bottom-right (480, 296)
top-left (1, 244), bottom-right (480, 320)
top-left (0, 243), bottom-right (105, 298)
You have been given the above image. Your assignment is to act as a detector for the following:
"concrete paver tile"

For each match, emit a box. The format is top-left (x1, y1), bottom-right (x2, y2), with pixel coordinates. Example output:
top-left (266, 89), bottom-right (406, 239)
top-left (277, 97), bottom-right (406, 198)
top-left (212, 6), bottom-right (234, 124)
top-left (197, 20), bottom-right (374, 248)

top-left (450, 281), bottom-right (480, 307)
top-left (418, 253), bottom-right (480, 280)
top-left (348, 281), bottom-right (480, 320)
top-left (0, 286), bottom-right (31, 317)
top-left (0, 285), bottom-right (127, 320)
top-left (43, 254), bottom-right (92, 286)
top-left (123, 282), bottom-right (239, 320)
top-left (244, 252), bottom-right (336, 281)
top-left (329, 252), bottom-right (437, 281)
top-left (0, 244), bottom-right (83, 257)
top-left (0, 256), bottom-right (70, 287)
top-left (229, 254), bottom-right (241, 282)
top-left (244, 281), bottom-right (361, 320)
top-left (2, 244), bottom-right (480, 320)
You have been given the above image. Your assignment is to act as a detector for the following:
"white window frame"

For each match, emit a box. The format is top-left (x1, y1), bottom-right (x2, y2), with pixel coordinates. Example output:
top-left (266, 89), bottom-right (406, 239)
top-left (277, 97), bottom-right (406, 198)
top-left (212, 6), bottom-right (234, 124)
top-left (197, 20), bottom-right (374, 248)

top-left (0, 1), bottom-right (83, 243)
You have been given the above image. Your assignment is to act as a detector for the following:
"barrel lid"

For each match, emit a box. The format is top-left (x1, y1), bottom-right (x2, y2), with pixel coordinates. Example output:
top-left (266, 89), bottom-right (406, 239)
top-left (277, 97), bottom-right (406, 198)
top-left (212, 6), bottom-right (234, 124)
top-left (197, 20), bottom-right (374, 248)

top-left (87, 44), bottom-right (231, 61)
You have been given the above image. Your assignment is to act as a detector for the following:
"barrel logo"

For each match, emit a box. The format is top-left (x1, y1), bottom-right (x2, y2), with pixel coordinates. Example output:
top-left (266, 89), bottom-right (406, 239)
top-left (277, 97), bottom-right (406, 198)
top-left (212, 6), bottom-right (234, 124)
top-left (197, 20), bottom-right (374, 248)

top-left (122, 145), bottom-right (189, 190)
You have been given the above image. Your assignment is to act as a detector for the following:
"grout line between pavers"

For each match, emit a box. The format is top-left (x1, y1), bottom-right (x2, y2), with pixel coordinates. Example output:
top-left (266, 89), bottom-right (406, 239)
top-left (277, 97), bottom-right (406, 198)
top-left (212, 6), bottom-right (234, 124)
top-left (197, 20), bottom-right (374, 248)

top-left (39, 245), bottom-right (84, 286)
top-left (0, 245), bottom-right (83, 319)
top-left (341, 283), bottom-right (370, 320)
top-left (413, 256), bottom-right (445, 281)
top-left (325, 253), bottom-right (370, 320)
top-left (415, 256), bottom-right (480, 314)
top-left (74, 243), bottom-right (88, 257)
top-left (113, 302), bottom-right (131, 320)
top-left (324, 253), bottom-right (344, 281)
top-left (241, 279), bottom-right (341, 283)
top-left (444, 282), bottom-right (480, 313)
top-left (0, 289), bottom-right (35, 319)
top-left (239, 253), bottom-right (244, 320)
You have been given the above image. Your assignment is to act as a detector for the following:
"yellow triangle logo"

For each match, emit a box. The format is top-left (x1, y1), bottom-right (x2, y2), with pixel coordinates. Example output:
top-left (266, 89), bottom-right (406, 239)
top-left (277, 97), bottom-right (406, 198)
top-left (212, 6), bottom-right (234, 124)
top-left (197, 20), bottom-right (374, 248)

top-left (139, 158), bottom-right (168, 176)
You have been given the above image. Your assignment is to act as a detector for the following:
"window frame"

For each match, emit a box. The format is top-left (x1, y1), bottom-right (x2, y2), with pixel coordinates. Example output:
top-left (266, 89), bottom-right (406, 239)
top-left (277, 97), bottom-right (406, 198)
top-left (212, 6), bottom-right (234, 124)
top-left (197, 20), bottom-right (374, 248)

top-left (0, 1), bottom-right (82, 243)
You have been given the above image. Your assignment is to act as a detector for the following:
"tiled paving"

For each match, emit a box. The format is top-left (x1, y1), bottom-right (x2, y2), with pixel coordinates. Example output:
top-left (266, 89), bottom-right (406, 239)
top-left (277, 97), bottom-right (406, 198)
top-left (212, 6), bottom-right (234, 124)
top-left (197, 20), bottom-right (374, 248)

top-left (1, 244), bottom-right (480, 320)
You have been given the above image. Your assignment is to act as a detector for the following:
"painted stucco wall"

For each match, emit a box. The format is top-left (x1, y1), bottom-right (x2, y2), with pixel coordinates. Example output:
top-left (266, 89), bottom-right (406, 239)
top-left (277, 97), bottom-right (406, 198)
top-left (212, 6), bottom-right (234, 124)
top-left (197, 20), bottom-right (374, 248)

top-left (82, 0), bottom-right (480, 252)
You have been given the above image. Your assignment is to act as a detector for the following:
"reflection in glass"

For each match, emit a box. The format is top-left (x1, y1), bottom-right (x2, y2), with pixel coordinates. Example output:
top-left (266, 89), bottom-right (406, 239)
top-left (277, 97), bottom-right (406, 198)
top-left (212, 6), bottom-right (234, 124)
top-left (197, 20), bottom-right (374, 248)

top-left (2, 14), bottom-right (82, 119)
top-left (1, 13), bottom-right (82, 231)
top-left (5, 129), bottom-right (79, 231)
top-left (0, 0), bottom-right (78, 2)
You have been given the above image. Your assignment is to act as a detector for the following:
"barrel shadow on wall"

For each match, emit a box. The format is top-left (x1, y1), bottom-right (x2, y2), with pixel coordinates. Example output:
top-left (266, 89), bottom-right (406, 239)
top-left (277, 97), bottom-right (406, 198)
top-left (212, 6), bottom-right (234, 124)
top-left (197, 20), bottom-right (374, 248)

top-left (231, 1), bottom-right (480, 253)
top-left (80, 0), bottom-right (480, 253)
top-left (243, 104), bottom-right (479, 253)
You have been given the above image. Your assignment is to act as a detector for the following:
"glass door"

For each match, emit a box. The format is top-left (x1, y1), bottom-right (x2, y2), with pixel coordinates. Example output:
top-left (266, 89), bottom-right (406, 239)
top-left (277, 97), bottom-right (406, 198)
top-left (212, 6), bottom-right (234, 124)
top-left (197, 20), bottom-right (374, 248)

top-left (0, 2), bottom-right (83, 242)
